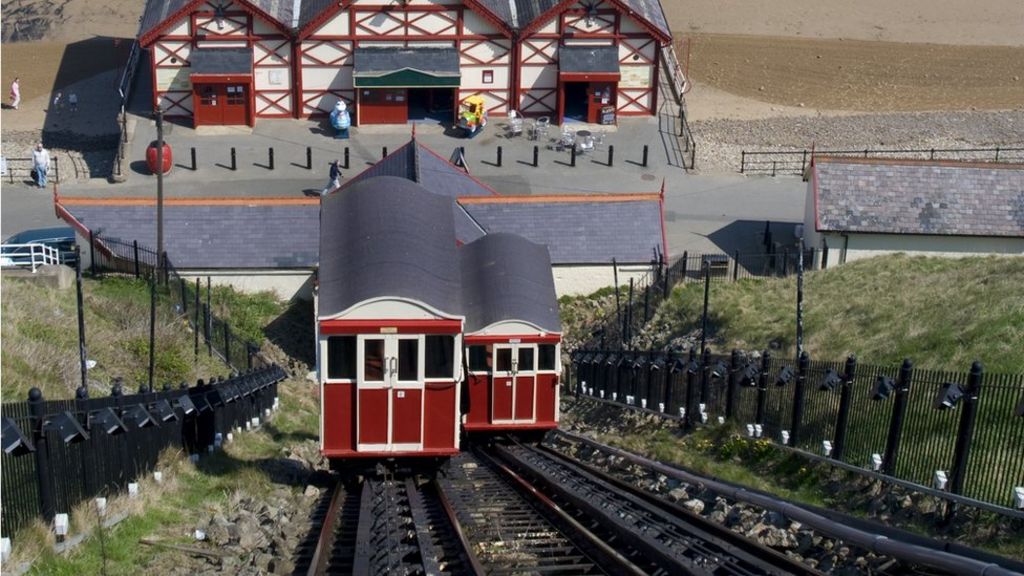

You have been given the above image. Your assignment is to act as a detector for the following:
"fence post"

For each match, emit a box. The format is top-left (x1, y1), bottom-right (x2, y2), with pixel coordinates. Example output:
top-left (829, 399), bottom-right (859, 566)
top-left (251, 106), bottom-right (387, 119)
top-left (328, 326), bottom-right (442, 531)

top-left (801, 150), bottom-right (808, 174)
top-left (832, 355), bottom-right (857, 460)
top-left (206, 277), bottom-right (212, 357)
top-left (726, 349), bottom-right (740, 420)
top-left (133, 240), bottom-right (140, 278)
top-left (782, 248), bottom-right (789, 276)
top-left (684, 349), bottom-right (697, 427)
top-left (625, 278), bottom-right (634, 347)
top-left (89, 229), bottom-right (96, 276)
top-left (28, 388), bottom-right (57, 523)
top-left (642, 285), bottom-right (650, 324)
top-left (882, 359), bottom-right (913, 476)
top-left (755, 351), bottom-right (770, 426)
top-left (680, 251), bottom-right (688, 283)
top-left (732, 250), bottom-right (740, 282)
top-left (224, 322), bottom-right (232, 367)
top-left (194, 278), bottom-right (200, 364)
top-left (662, 352), bottom-right (674, 412)
top-left (612, 258), bottom-right (621, 348)
top-left (949, 361), bottom-right (983, 496)
top-left (699, 347), bottom-right (711, 406)
top-left (75, 386), bottom-right (97, 497)
top-left (789, 351), bottom-right (809, 446)
top-left (180, 276), bottom-right (188, 314)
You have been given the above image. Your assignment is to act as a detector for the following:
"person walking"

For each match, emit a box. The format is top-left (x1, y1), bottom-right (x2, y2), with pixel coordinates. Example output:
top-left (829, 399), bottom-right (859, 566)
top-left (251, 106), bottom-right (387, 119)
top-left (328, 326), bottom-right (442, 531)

top-left (10, 77), bottom-right (20, 110)
top-left (52, 91), bottom-right (63, 113)
top-left (68, 91), bottom-right (78, 113)
top-left (321, 160), bottom-right (341, 195)
top-left (31, 143), bottom-right (51, 188)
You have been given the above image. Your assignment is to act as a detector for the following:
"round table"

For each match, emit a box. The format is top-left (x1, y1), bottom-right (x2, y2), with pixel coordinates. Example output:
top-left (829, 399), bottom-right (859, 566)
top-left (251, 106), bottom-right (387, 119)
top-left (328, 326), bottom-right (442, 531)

top-left (576, 130), bottom-right (592, 138)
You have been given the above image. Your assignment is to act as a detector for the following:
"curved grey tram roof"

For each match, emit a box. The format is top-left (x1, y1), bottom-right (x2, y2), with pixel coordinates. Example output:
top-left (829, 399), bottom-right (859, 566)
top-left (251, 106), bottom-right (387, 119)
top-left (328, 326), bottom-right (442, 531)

top-left (319, 176), bottom-right (461, 319)
top-left (460, 233), bottom-right (561, 334)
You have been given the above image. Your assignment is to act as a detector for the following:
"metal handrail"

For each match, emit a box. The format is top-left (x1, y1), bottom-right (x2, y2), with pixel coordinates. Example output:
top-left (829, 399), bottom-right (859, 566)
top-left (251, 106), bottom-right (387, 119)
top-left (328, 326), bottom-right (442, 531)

top-left (1, 243), bottom-right (62, 272)
top-left (740, 146), bottom-right (1024, 175)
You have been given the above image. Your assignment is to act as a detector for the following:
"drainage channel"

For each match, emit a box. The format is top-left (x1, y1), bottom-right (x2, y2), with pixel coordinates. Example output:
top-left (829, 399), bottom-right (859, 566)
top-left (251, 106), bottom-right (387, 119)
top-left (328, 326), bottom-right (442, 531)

top-left (491, 441), bottom-right (823, 576)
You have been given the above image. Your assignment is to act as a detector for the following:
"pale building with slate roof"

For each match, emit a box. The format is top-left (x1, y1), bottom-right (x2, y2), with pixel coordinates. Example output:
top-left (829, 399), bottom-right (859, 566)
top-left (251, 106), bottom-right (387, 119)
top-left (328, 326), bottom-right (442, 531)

top-left (137, 0), bottom-right (672, 127)
top-left (805, 157), bottom-right (1024, 264)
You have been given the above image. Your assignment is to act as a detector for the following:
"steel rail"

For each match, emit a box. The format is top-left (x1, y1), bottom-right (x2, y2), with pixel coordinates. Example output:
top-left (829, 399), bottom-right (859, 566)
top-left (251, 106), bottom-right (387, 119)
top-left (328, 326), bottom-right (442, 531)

top-left (536, 443), bottom-right (822, 576)
top-left (493, 442), bottom-right (811, 576)
top-left (553, 430), bottom-right (1024, 576)
top-left (433, 477), bottom-right (488, 576)
top-left (306, 480), bottom-right (346, 576)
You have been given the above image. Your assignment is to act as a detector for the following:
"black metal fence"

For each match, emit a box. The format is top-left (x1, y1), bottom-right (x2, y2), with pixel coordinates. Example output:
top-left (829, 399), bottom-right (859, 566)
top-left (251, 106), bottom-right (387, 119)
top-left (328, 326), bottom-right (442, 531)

top-left (569, 350), bottom-right (1024, 509)
top-left (0, 365), bottom-right (287, 536)
top-left (85, 232), bottom-right (261, 371)
top-left (591, 243), bottom-right (816, 349)
top-left (739, 146), bottom-right (1024, 176)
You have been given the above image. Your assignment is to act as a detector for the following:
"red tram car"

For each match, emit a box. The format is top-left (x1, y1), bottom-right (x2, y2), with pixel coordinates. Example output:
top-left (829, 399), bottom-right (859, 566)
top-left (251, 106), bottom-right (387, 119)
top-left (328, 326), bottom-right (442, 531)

top-left (460, 233), bottom-right (562, 434)
top-left (317, 179), bottom-right (562, 467)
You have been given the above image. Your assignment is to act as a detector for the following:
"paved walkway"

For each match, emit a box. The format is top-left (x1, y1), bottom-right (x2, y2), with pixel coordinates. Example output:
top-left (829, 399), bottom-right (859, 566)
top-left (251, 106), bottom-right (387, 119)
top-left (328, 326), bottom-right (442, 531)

top-left (3, 81), bottom-right (807, 258)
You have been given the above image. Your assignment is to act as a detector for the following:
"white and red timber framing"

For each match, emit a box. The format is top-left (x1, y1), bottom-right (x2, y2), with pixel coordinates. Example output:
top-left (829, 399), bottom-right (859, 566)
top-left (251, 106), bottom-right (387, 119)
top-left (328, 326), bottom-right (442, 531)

top-left (138, 0), bottom-right (671, 127)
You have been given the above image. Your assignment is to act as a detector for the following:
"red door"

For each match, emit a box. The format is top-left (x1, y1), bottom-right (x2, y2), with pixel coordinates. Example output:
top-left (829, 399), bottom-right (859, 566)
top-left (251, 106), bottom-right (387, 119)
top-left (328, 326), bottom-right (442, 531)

top-left (359, 88), bottom-right (408, 124)
top-left (514, 346), bottom-right (536, 422)
top-left (492, 346), bottom-right (514, 422)
top-left (356, 335), bottom-right (423, 452)
top-left (587, 83), bottom-right (614, 124)
top-left (222, 84), bottom-right (249, 125)
top-left (194, 84), bottom-right (222, 125)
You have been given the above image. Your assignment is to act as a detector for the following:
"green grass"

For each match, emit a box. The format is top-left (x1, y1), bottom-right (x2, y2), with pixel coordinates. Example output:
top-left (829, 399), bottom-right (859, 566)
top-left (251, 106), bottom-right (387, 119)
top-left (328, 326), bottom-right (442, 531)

top-left (207, 285), bottom-right (285, 346)
top-left (648, 255), bottom-right (1024, 372)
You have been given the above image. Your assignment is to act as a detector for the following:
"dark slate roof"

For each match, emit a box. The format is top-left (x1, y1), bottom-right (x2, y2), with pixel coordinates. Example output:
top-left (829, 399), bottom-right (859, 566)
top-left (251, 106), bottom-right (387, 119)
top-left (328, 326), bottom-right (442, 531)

top-left (560, 46), bottom-right (620, 73)
top-left (474, 0), bottom-right (560, 30)
top-left (139, 0), bottom-right (295, 41)
top-left (463, 198), bottom-right (663, 264)
top-left (333, 139), bottom-right (494, 243)
top-left (460, 233), bottom-right (561, 333)
top-left (620, 0), bottom-right (671, 40)
top-left (319, 176), bottom-right (462, 318)
top-left (139, 0), bottom-right (192, 40)
top-left (813, 158), bottom-right (1024, 238)
top-left (62, 204), bottom-right (319, 269)
top-left (354, 47), bottom-right (460, 77)
top-left (297, 0), bottom-right (335, 30)
top-left (189, 48), bottom-right (253, 74)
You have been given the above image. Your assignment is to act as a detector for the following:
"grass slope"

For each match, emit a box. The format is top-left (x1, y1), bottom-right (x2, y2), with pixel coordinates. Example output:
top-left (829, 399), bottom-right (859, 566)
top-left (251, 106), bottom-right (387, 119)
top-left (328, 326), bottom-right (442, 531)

top-left (650, 255), bottom-right (1024, 373)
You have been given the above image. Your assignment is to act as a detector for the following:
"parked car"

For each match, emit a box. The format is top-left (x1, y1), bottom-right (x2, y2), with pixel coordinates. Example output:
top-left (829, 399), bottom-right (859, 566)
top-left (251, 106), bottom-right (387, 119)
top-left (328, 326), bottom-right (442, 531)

top-left (1, 226), bottom-right (79, 269)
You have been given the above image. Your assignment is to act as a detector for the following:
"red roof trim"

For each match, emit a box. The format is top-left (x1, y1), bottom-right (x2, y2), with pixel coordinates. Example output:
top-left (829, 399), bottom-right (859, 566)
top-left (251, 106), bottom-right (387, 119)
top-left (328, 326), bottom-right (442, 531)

top-left (461, 0), bottom-right (515, 38)
top-left (520, 0), bottom-right (578, 37)
top-left (608, 0), bottom-right (671, 43)
top-left (457, 193), bottom-right (661, 204)
top-left (297, 0), bottom-right (351, 40)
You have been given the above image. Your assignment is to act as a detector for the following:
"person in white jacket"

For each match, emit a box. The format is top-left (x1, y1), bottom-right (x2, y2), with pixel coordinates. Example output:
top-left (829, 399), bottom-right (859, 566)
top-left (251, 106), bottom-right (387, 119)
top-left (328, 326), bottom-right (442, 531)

top-left (31, 143), bottom-right (50, 188)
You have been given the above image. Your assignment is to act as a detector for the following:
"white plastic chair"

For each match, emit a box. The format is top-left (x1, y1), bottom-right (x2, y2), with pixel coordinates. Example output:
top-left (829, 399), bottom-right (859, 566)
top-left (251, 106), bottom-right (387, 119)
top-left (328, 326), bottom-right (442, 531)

top-left (507, 110), bottom-right (524, 137)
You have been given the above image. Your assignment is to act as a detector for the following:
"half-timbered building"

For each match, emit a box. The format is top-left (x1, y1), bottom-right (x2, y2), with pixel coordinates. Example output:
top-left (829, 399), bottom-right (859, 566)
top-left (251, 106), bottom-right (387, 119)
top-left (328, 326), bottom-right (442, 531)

top-left (138, 0), bottom-right (670, 127)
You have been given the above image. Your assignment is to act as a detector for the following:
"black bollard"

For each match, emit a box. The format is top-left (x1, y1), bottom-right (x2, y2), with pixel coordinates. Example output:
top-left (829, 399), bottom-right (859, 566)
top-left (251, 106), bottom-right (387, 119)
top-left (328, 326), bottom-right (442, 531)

top-left (608, 144), bottom-right (614, 167)
top-left (344, 147), bottom-right (350, 170)
top-left (642, 145), bottom-right (649, 168)
top-left (268, 147), bottom-right (274, 170)
top-left (496, 146), bottom-right (503, 168)
top-left (230, 147), bottom-right (237, 171)
top-left (306, 146), bottom-right (312, 170)
top-left (382, 146), bottom-right (388, 159)
top-left (190, 147), bottom-right (197, 171)
top-left (570, 146), bottom-right (576, 167)
top-left (533, 145), bottom-right (539, 168)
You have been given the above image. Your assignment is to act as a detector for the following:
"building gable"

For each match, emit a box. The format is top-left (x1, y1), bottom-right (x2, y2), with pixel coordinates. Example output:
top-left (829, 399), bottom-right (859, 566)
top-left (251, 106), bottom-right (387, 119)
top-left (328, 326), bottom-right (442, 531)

top-left (140, 0), bottom-right (293, 47)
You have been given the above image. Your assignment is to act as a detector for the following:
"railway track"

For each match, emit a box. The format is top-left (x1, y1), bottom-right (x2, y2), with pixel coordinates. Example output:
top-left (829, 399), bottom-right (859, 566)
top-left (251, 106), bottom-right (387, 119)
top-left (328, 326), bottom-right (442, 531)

top-left (306, 440), bottom-right (822, 575)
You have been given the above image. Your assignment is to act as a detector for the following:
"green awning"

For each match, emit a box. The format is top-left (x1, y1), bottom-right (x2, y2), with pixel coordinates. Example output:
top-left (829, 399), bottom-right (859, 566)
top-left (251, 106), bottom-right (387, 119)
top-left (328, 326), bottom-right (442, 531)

top-left (353, 47), bottom-right (460, 88)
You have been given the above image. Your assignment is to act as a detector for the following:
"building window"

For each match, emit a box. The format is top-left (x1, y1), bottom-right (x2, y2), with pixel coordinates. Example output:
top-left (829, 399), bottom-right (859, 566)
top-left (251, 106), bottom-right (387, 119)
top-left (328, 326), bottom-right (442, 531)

top-left (538, 344), bottom-right (556, 371)
top-left (425, 335), bottom-right (454, 378)
top-left (467, 345), bottom-right (489, 372)
top-left (326, 336), bottom-right (356, 379)
top-left (482, 70), bottom-right (494, 84)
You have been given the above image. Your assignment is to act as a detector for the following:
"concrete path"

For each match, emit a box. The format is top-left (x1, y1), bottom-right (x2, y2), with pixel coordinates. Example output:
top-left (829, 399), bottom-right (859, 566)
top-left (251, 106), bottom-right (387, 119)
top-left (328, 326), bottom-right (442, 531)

top-left (3, 82), bottom-right (808, 258)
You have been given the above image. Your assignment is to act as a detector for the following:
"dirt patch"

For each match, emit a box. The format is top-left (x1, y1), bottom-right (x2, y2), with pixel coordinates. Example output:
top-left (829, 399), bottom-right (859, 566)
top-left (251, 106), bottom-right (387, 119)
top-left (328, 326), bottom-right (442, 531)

top-left (2, 0), bottom-right (141, 43)
top-left (682, 34), bottom-right (1024, 113)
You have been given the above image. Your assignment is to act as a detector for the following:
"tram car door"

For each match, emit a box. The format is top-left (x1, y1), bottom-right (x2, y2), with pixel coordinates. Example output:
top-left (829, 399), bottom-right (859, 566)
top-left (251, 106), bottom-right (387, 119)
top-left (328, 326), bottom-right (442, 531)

top-left (492, 343), bottom-right (537, 424)
top-left (356, 334), bottom-right (424, 452)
